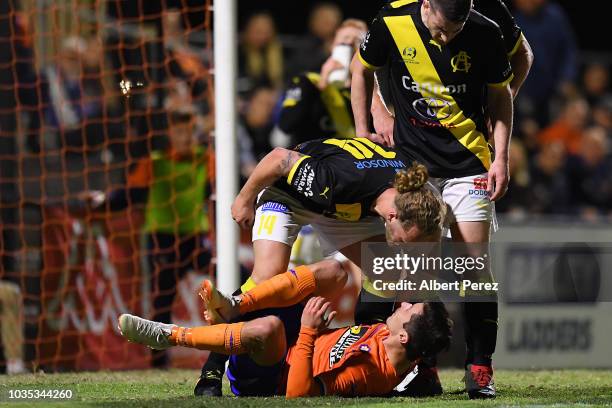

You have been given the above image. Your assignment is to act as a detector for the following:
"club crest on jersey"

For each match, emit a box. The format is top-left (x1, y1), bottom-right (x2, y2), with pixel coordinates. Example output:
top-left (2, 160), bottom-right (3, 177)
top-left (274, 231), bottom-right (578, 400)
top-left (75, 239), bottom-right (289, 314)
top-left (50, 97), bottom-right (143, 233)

top-left (329, 326), bottom-right (368, 367)
top-left (451, 51), bottom-right (471, 73)
top-left (402, 47), bottom-right (418, 64)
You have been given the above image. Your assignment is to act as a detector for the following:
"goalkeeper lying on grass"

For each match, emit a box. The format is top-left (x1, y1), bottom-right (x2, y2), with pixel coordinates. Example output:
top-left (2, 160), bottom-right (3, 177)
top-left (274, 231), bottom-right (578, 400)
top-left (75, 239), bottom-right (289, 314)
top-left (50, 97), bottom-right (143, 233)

top-left (119, 259), bottom-right (452, 398)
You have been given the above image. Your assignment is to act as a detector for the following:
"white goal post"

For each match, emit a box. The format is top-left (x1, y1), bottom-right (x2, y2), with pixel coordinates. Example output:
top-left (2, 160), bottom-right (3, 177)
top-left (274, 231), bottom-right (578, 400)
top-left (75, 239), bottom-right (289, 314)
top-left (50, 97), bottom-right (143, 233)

top-left (213, 0), bottom-right (240, 293)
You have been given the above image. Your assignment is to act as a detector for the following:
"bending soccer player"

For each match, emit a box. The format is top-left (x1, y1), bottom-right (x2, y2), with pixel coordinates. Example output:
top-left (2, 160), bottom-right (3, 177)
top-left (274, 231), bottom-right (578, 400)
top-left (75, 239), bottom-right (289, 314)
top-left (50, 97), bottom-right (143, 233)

top-left (197, 137), bottom-right (446, 395)
top-left (119, 262), bottom-right (452, 398)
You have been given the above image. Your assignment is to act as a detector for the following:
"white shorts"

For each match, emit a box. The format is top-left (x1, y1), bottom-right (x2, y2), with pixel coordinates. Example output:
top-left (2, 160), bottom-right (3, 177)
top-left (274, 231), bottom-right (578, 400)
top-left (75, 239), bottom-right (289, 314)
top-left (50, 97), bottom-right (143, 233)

top-left (252, 187), bottom-right (386, 256)
top-left (429, 172), bottom-right (498, 235)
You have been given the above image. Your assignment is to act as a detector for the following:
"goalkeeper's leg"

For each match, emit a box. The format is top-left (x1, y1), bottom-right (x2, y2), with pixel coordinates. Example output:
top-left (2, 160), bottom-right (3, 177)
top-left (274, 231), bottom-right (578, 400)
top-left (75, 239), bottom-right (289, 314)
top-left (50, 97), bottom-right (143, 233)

top-left (119, 314), bottom-right (287, 367)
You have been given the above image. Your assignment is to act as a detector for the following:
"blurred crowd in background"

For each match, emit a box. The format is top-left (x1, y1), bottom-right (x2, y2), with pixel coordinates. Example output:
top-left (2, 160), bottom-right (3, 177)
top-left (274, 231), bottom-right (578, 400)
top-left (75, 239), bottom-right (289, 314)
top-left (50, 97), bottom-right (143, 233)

top-left (3, 0), bottom-right (612, 221)
top-left (233, 0), bottom-right (612, 221)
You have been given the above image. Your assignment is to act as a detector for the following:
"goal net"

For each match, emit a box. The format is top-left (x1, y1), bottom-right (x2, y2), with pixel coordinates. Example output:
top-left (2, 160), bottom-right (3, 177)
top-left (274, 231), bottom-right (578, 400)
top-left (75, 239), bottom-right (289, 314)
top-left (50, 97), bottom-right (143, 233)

top-left (0, 0), bottom-right (215, 372)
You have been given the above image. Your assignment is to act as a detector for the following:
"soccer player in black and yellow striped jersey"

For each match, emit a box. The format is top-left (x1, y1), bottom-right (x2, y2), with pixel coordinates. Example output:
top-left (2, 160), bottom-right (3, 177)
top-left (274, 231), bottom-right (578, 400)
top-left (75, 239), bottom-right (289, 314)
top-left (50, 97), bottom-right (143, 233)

top-left (351, 0), bottom-right (518, 399)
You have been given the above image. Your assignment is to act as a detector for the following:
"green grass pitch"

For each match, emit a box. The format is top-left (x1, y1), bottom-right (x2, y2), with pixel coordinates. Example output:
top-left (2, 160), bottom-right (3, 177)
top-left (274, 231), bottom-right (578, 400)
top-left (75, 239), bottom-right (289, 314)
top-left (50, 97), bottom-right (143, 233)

top-left (1, 369), bottom-right (611, 407)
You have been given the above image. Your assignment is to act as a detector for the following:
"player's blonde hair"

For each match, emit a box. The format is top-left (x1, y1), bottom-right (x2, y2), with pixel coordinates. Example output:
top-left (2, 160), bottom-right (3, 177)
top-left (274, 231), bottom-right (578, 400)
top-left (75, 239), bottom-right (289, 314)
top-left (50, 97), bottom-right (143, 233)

top-left (393, 163), bottom-right (445, 238)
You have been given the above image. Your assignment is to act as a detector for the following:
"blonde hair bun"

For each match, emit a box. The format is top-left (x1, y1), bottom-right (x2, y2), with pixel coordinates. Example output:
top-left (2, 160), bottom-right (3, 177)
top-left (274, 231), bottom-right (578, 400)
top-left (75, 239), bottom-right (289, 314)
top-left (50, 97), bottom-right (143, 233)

top-left (394, 162), bottom-right (429, 194)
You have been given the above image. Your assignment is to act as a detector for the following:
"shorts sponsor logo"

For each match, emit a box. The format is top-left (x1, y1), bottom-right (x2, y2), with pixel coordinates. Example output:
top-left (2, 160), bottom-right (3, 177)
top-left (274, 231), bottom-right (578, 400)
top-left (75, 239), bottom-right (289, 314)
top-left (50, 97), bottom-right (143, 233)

top-left (469, 177), bottom-right (490, 198)
top-left (354, 159), bottom-right (406, 169)
top-left (329, 325), bottom-right (368, 367)
top-left (261, 201), bottom-right (289, 213)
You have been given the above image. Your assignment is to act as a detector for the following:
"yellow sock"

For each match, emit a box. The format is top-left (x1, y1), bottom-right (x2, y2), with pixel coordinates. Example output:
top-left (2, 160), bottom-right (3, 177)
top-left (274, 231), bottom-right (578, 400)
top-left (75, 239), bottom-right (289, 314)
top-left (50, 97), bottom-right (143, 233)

top-left (239, 266), bottom-right (315, 314)
top-left (171, 322), bottom-right (246, 354)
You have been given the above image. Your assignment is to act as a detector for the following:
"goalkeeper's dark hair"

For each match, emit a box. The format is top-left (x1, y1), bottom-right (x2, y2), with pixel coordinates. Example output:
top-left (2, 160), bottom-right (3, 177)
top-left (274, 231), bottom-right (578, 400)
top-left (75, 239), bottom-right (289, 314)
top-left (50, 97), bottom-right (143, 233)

top-left (403, 302), bottom-right (453, 361)
top-left (393, 162), bottom-right (446, 238)
top-left (429, 0), bottom-right (472, 23)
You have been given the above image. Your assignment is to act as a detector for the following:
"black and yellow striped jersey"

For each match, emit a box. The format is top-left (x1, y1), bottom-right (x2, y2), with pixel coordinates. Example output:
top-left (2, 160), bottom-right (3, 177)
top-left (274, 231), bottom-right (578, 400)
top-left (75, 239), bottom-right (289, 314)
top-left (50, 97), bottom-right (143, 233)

top-left (278, 72), bottom-right (354, 145)
top-left (359, 0), bottom-right (513, 178)
top-left (274, 138), bottom-right (407, 221)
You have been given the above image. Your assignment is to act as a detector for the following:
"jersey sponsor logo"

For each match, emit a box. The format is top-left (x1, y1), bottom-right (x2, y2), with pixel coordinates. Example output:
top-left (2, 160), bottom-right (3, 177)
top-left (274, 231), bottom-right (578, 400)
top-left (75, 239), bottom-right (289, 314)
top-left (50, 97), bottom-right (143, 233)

top-left (450, 51), bottom-right (472, 73)
top-left (260, 201), bottom-right (289, 214)
top-left (402, 46), bottom-right (418, 63)
top-left (354, 159), bottom-right (406, 170)
top-left (409, 117), bottom-right (457, 129)
top-left (412, 97), bottom-right (453, 120)
top-left (402, 76), bottom-right (467, 95)
top-left (293, 163), bottom-right (315, 197)
top-left (329, 325), bottom-right (368, 367)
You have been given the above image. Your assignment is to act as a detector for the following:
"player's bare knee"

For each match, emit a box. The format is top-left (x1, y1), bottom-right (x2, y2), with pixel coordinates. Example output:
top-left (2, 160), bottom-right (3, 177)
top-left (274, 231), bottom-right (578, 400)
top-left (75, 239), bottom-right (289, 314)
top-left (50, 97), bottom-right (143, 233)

top-left (244, 316), bottom-right (285, 346)
top-left (313, 259), bottom-right (347, 290)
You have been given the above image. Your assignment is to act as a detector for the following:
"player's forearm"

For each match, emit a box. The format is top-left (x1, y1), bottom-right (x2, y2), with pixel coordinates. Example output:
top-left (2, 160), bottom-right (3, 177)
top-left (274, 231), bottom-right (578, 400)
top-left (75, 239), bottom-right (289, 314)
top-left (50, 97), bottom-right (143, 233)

top-left (371, 80), bottom-right (393, 119)
top-left (237, 147), bottom-right (298, 202)
top-left (350, 55), bottom-right (374, 136)
top-left (286, 327), bottom-right (320, 398)
top-left (509, 35), bottom-right (534, 99)
top-left (487, 85), bottom-right (513, 162)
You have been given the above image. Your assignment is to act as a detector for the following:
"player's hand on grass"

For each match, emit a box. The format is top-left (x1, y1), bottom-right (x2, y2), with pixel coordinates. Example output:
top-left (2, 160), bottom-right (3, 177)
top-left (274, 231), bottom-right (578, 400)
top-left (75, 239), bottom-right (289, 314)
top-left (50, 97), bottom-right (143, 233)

top-left (487, 157), bottom-right (509, 201)
top-left (301, 296), bottom-right (337, 333)
top-left (231, 193), bottom-right (255, 229)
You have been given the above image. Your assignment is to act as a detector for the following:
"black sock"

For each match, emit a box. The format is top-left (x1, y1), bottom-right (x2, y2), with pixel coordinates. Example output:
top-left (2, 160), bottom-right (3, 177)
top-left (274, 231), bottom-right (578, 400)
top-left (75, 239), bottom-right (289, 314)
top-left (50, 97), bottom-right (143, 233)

top-left (464, 301), bottom-right (498, 367)
top-left (200, 351), bottom-right (229, 376)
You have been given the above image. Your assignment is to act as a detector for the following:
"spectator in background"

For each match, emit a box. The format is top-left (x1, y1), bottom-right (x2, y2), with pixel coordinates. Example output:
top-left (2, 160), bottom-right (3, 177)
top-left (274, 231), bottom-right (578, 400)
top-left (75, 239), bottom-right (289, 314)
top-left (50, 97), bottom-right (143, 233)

top-left (285, 3), bottom-right (342, 79)
top-left (274, 19), bottom-right (367, 148)
top-left (42, 36), bottom-right (105, 151)
top-left (512, 0), bottom-right (578, 126)
top-left (238, 13), bottom-right (284, 96)
top-left (592, 96), bottom-right (612, 132)
top-left (581, 63), bottom-right (611, 107)
top-left (0, 281), bottom-right (26, 374)
top-left (529, 142), bottom-right (569, 214)
top-left (580, 63), bottom-right (612, 132)
top-left (496, 140), bottom-right (532, 218)
top-left (12, 11), bottom-right (41, 153)
top-left (566, 126), bottom-right (612, 219)
top-left (240, 86), bottom-right (278, 160)
top-left (162, 7), bottom-right (213, 117)
top-left (537, 96), bottom-right (590, 155)
top-left (87, 107), bottom-right (212, 367)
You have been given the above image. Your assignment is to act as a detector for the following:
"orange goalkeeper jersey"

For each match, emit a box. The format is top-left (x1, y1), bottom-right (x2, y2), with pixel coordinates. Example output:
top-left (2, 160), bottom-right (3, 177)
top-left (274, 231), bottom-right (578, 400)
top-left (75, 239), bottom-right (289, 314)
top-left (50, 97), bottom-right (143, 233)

top-left (282, 324), bottom-right (407, 397)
